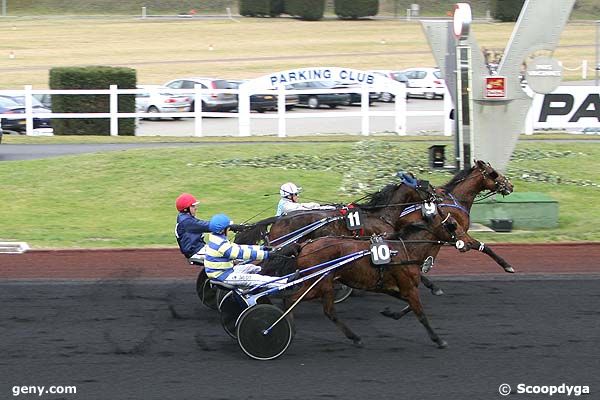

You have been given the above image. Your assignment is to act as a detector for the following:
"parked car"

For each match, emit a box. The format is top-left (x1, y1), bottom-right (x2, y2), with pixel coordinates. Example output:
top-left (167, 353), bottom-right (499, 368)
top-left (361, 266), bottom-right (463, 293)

top-left (227, 80), bottom-right (299, 112)
top-left (369, 70), bottom-right (408, 102)
top-left (135, 85), bottom-right (191, 120)
top-left (286, 81), bottom-right (351, 109)
top-left (400, 67), bottom-right (446, 99)
top-left (0, 95), bottom-right (52, 133)
top-left (163, 77), bottom-right (237, 112)
top-left (331, 82), bottom-right (380, 105)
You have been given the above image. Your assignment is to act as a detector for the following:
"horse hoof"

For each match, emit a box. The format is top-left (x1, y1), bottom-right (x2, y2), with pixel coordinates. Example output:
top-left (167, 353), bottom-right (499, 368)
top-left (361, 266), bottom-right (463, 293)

top-left (432, 288), bottom-right (444, 296)
top-left (504, 266), bottom-right (515, 273)
top-left (437, 340), bottom-right (448, 349)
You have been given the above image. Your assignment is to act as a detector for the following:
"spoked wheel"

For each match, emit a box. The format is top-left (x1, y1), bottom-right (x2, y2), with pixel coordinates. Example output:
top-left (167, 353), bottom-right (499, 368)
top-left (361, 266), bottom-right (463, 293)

top-left (237, 304), bottom-right (294, 361)
top-left (196, 271), bottom-right (218, 310)
top-left (219, 290), bottom-right (250, 339)
top-left (333, 283), bottom-right (353, 304)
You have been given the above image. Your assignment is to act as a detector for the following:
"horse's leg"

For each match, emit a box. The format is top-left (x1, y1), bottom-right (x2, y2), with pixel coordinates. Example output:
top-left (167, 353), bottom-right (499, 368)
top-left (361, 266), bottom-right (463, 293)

top-left (480, 244), bottom-right (515, 273)
top-left (321, 287), bottom-right (362, 346)
top-left (405, 288), bottom-right (447, 349)
top-left (420, 274), bottom-right (444, 296)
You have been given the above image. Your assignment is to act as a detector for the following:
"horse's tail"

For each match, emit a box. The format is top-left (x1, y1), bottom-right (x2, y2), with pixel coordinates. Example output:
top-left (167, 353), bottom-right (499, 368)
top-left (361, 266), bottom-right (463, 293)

top-left (234, 216), bottom-right (279, 245)
top-left (261, 243), bottom-right (301, 277)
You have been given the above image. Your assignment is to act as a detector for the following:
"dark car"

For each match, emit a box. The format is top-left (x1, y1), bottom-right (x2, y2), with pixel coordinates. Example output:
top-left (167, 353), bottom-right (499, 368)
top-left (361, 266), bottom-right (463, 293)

top-left (287, 81), bottom-right (351, 109)
top-left (331, 82), bottom-right (380, 105)
top-left (0, 95), bottom-right (52, 133)
top-left (228, 80), bottom-right (276, 113)
top-left (228, 80), bottom-right (299, 112)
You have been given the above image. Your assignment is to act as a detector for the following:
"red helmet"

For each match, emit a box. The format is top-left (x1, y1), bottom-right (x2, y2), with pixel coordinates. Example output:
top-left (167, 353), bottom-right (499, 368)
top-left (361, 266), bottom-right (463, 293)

top-left (176, 193), bottom-right (199, 212)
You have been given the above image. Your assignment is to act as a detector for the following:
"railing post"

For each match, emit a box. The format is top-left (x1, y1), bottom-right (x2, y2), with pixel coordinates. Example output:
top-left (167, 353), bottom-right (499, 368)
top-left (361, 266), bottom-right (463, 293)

top-left (395, 83), bottom-right (406, 135)
top-left (443, 88), bottom-right (453, 136)
top-left (238, 84), bottom-right (250, 136)
top-left (582, 60), bottom-right (587, 80)
top-left (193, 84), bottom-right (203, 137)
top-left (24, 85), bottom-right (34, 135)
top-left (110, 85), bottom-right (118, 136)
top-left (277, 86), bottom-right (286, 138)
top-left (360, 84), bottom-right (369, 136)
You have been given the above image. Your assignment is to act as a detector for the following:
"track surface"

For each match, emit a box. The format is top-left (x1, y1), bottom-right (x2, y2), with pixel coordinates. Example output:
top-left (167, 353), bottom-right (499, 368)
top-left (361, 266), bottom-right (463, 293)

top-left (1, 244), bottom-right (599, 399)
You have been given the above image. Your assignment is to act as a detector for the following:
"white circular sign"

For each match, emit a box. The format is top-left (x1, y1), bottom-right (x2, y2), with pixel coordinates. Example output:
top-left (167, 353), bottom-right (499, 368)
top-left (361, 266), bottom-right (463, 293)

top-left (525, 56), bottom-right (563, 94)
top-left (453, 3), bottom-right (472, 40)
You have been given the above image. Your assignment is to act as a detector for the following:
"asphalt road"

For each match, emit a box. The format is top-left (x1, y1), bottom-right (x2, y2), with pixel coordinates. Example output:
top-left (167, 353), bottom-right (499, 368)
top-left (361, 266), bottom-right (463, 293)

top-left (1, 278), bottom-right (597, 400)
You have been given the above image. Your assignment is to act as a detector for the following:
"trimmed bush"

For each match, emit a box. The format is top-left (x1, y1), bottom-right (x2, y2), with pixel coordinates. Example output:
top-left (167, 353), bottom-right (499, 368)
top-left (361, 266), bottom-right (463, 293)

top-left (285, 0), bottom-right (324, 21)
top-left (335, 0), bottom-right (379, 19)
top-left (239, 0), bottom-right (270, 16)
top-left (239, 0), bottom-right (284, 17)
top-left (49, 66), bottom-right (136, 136)
top-left (492, 0), bottom-right (526, 22)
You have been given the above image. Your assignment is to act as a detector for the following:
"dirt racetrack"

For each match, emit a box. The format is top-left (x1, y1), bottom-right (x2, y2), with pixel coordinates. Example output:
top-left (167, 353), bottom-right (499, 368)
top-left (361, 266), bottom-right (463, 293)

top-left (1, 243), bottom-right (599, 400)
top-left (2, 243), bottom-right (599, 280)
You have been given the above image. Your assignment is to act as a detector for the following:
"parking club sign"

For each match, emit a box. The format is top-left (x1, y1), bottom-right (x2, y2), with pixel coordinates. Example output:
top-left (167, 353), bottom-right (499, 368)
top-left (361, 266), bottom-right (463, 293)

top-left (484, 76), bottom-right (506, 99)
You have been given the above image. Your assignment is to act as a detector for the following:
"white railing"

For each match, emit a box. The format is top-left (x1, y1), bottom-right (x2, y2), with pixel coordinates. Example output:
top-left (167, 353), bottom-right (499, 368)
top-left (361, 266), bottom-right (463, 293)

top-left (0, 85), bottom-right (451, 137)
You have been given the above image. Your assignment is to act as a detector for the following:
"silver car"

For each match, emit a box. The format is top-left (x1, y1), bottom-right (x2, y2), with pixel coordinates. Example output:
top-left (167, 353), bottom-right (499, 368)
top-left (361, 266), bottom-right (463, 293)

top-left (163, 77), bottom-right (238, 112)
top-left (136, 85), bottom-right (192, 120)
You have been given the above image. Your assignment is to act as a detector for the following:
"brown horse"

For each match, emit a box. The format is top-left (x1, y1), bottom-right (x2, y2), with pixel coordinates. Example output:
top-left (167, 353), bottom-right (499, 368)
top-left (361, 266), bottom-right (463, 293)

top-left (234, 178), bottom-right (436, 247)
top-left (434, 160), bottom-right (515, 272)
top-left (273, 209), bottom-right (473, 349)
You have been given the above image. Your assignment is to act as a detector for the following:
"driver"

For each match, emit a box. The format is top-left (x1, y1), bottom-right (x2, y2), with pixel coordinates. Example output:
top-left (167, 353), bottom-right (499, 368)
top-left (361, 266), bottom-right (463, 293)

top-left (276, 182), bottom-right (335, 216)
top-left (204, 214), bottom-right (291, 289)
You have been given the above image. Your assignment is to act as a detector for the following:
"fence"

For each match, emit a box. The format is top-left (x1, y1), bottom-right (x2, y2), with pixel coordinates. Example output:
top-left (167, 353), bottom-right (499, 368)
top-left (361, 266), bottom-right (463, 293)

top-left (0, 85), bottom-right (452, 137)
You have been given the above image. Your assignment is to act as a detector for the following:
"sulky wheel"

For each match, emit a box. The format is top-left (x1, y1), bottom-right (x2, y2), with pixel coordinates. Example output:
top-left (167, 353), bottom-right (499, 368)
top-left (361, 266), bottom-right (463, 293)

top-left (196, 271), bottom-right (218, 310)
top-left (333, 283), bottom-right (353, 304)
top-left (219, 290), bottom-right (249, 339)
top-left (236, 304), bottom-right (294, 361)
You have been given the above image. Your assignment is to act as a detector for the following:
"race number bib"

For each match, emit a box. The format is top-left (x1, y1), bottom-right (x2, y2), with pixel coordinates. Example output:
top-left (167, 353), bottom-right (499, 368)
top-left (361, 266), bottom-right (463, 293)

top-left (370, 242), bottom-right (391, 265)
top-left (345, 210), bottom-right (364, 230)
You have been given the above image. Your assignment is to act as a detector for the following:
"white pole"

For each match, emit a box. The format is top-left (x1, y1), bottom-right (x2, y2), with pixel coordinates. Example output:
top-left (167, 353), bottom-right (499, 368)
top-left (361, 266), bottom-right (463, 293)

top-left (443, 88), bottom-right (453, 136)
top-left (141, 6), bottom-right (147, 19)
top-left (582, 60), bottom-right (587, 80)
top-left (25, 85), bottom-right (34, 135)
top-left (277, 86), bottom-right (286, 138)
top-left (396, 84), bottom-right (406, 135)
top-left (360, 85), bottom-right (369, 136)
top-left (109, 85), bottom-right (118, 136)
top-left (238, 84), bottom-right (250, 136)
top-left (193, 84), bottom-right (203, 137)
top-left (2, 0), bottom-right (6, 16)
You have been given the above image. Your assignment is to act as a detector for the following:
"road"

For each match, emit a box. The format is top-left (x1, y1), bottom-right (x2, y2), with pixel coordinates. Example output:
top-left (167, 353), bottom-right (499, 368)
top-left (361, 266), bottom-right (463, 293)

top-left (135, 98), bottom-right (448, 137)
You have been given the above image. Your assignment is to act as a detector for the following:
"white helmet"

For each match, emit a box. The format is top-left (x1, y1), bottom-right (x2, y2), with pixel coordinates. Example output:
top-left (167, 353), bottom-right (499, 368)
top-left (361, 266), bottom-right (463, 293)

top-left (280, 182), bottom-right (301, 197)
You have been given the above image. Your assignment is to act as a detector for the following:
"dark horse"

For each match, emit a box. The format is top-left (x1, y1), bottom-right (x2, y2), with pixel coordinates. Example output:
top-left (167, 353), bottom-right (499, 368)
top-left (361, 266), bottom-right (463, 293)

top-left (266, 209), bottom-right (474, 349)
top-left (433, 160), bottom-right (515, 272)
top-left (234, 178), bottom-right (436, 246)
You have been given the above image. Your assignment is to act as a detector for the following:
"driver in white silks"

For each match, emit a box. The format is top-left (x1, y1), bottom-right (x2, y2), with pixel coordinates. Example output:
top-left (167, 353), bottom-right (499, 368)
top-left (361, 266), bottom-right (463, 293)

top-left (204, 214), bottom-right (291, 289)
top-left (276, 182), bottom-right (335, 216)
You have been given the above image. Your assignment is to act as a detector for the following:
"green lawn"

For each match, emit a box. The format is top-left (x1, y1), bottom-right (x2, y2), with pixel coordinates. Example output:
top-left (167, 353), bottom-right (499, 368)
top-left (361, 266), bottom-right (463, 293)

top-left (1, 139), bottom-right (598, 249)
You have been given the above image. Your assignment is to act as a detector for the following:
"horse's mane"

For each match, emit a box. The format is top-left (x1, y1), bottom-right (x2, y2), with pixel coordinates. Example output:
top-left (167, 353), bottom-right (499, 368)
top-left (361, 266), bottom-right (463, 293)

top-left (233, 216), bottom-right (278, 244)
top-left (440, 166), bottom-right (475, 192)
top-left (396, 222), bottom-right (431, 240)
top-left (356, 183), bottom-right (402, 208)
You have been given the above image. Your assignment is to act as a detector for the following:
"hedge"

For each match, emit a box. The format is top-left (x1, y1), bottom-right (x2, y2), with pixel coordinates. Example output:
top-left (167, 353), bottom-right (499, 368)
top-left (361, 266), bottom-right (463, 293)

top-left (285, 0), bottom-right (325, 21)
top-left (49, 66), bottom-right (136, 136)
top-left (239, 0), bottom-right (284, 17)
top-left (492, 0), bottom-right (526, 22)
top-left (334, 0), bottom-right (379, 19)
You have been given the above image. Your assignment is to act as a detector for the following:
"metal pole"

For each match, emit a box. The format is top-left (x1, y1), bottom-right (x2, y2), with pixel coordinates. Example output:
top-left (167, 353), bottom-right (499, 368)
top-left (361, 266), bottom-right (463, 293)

top-left (595, 20), bottom-right (599, 85)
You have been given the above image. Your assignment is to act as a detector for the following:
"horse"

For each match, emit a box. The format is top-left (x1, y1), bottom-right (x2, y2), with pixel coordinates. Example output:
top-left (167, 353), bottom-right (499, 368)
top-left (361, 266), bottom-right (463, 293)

top-left (433, 159), bottom-right (515, 272)
top-left (266, 208), bottom-right (474, 349)
top-left (234, 177), bottom-right (436, 246)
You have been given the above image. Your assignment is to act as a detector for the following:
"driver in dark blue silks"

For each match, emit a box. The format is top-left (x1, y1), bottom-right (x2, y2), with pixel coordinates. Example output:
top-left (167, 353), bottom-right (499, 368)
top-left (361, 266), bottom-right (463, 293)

top-left (174, 193), bottom-right (211, 264)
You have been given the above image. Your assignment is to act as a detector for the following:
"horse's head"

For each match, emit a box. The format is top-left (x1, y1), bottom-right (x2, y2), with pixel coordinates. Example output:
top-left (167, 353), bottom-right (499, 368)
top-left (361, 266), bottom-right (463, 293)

top-left (474, 160), bottom-right (513, 196)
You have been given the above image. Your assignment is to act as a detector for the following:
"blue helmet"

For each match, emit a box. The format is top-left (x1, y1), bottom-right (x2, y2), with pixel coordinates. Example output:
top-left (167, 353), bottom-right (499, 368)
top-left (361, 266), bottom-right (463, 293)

top-left (209, 214), bottom-right (232, 233)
